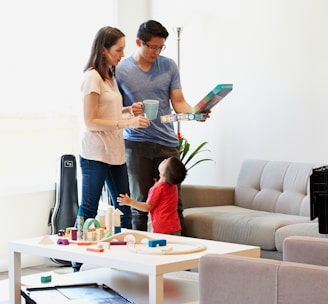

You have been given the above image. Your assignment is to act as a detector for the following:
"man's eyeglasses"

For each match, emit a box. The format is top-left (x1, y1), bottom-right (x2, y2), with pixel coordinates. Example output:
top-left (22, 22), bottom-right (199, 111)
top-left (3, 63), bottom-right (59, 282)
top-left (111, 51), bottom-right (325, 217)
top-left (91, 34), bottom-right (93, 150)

top-left (142, 41), bottom-right (166, 52)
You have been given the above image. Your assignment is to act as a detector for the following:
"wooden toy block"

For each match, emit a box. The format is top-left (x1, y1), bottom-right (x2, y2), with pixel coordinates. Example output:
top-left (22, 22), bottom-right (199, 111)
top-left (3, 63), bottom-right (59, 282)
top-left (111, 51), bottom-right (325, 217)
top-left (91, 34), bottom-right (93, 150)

top-left (40, 274), bottom-right (52, 283)
top-left (148, 239), bottom-right (167, 247)
top-left (76, 241), bottom-right (92, 246)
top-left (86, 246), bottom-right (104, 253)
top-left (110, 241), bottom-right (127, 245)
top-left (57, 238), bottom-right (69, 245)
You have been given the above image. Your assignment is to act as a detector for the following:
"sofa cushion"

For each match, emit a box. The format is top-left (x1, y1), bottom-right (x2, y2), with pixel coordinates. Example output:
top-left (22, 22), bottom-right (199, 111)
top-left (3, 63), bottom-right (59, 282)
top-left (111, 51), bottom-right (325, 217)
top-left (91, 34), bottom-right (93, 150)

top-left (235, 160), bottom-right (316, 216)
top-left (275, 223), bottom-right (323, 252)
top-left (183, 205), bottom-right (310, 250)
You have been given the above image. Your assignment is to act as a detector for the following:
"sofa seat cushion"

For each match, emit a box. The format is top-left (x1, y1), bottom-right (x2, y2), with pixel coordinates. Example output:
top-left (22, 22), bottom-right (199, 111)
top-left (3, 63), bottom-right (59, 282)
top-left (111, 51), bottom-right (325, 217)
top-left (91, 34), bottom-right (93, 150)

top-left (183, 205), bottom-right (310, 250)
top-left (275, 222), bottom-right (323, 252)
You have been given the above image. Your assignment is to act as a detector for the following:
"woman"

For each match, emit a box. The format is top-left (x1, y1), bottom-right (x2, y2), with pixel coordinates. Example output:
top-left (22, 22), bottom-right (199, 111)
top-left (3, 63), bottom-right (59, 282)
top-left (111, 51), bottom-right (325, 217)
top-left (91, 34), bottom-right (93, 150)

top-left (79, 26), bottom-right (150, 230)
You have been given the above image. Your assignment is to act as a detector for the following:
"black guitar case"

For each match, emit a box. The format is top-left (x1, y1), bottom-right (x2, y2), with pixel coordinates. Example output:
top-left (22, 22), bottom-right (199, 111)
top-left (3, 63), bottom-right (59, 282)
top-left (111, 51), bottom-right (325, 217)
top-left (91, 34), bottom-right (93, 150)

top-left (49, 154), bottom-right (79, 265)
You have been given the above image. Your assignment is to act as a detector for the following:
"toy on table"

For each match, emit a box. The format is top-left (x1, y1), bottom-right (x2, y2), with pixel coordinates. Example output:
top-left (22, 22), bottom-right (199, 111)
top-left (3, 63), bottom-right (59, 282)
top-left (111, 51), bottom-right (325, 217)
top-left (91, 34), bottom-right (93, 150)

top-left (113, 209), bottom-right (123, 234)
top-left (148, 239), bottom-right (167, 247)
top-left (76, 206), bottom-right (84, 240)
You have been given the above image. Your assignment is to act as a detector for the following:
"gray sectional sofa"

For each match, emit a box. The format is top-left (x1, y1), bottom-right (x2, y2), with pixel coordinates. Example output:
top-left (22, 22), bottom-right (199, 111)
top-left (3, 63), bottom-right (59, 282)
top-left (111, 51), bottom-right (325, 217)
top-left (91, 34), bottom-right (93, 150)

top-left (181, 159), bottom-right (325, 259)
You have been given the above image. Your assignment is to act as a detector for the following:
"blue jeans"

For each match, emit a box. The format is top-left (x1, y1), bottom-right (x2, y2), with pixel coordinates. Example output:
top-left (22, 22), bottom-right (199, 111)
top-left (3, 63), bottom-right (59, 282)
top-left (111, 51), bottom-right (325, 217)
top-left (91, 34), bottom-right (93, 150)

top-left (124, 140), bottom-right (183, 231)
top-left (79, 156), bottom-right (132, 229)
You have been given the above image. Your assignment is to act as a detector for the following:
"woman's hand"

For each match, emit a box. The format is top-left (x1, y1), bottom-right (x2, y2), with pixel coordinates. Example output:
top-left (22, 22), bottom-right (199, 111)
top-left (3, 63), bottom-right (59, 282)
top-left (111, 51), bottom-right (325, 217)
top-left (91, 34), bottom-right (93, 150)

top-left (128, 115), bottom-right (150, 129)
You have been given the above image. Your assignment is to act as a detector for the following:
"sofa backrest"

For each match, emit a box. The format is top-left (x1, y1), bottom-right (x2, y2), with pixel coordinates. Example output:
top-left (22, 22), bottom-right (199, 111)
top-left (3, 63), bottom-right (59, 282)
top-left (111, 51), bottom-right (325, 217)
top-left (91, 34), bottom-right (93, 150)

top-left (199, 253), bottom-right (280, 304)
top-left (278, 262), bottom-right (328, 304)
top-left (234, 159), bottom-right (318, 216)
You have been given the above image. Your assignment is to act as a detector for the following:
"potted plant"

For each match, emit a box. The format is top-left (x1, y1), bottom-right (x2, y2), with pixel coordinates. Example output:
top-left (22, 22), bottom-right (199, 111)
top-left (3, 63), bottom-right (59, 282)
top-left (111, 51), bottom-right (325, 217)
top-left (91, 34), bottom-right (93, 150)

top-left (177, 132), bottom-right (214, 171)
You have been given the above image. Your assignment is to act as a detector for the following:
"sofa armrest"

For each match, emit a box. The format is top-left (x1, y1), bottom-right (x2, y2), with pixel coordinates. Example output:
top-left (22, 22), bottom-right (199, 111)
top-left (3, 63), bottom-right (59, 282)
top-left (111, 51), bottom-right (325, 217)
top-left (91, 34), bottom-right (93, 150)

top-left (181, 184), bottom-right (235, 209)
top-left (283, 236), bottom-right (328, 267)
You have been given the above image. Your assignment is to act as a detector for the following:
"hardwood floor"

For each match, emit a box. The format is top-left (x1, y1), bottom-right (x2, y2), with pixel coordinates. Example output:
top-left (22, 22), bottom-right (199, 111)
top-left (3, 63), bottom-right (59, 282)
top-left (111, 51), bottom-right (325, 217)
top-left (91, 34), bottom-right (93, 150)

top-left (0, 264), bottom-right (73, 304)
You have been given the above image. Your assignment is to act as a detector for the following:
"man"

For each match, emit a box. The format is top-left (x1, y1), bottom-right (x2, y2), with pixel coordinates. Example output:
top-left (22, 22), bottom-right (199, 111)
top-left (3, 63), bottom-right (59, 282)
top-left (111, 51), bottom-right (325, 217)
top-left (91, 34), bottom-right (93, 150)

top-left (116, 20), bottom-right (198, 231)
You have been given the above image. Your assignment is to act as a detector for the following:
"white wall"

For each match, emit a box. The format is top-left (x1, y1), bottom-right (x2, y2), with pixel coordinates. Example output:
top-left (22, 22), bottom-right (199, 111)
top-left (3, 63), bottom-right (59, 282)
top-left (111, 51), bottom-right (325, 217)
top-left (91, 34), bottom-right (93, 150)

top-left (1, 0), bottom-right (328, 270)
top-left (0, 186), bottom-right (55, 271)
top-left (147, 0), bottom-right (328, 186)
top-left (0, 0), bottom-right (152, 272)
top-left (2, 1), bottom-right (326, 186)
top-left (0, 0), bottom-right (119, 271)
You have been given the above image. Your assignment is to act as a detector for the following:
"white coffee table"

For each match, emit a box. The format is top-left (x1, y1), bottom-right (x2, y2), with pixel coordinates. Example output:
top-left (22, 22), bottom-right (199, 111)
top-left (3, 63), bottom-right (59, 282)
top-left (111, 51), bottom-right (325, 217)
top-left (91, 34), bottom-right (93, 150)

top-left (9, 230), bottom-right (260, 304)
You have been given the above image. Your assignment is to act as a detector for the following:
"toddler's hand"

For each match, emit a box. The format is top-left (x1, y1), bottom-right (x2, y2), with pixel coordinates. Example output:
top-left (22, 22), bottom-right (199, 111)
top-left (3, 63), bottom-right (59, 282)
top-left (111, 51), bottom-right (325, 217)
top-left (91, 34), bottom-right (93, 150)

top-left (117, 193), bottom-right (131, 205)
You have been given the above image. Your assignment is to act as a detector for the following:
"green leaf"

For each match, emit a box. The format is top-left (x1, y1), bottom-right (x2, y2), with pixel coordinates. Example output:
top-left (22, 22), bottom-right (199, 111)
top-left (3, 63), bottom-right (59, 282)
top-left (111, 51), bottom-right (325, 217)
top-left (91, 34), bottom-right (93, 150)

top-left (185, 142), bottom-right (210, 165)
top-left (177, 135), bottom-right (214, 171)
top-left (187, 158), bottom-right (214, 170)
top-left (180, 141), bottom-right (190, 162)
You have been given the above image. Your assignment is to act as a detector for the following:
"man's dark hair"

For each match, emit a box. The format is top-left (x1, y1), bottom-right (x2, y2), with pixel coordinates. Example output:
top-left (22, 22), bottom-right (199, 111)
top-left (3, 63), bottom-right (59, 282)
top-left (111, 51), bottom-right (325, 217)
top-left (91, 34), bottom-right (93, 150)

top-left (165, 157), bottom-right (187, 185)
top-left (137, 20), bottom-right (169, 42)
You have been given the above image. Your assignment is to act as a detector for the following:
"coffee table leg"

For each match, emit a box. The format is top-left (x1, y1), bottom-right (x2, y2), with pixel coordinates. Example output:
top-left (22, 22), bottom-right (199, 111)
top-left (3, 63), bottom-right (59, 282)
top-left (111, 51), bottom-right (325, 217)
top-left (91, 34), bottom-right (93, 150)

top-left (149, 273), bottom-right (164, 304)
top-left (9, 250), bottom-right (21, 304)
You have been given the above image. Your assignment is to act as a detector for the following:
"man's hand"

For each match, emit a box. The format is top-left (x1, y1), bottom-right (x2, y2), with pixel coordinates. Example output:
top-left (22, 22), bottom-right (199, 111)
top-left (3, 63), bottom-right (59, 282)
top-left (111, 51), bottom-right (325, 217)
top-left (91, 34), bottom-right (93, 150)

top-left (131, 102), bottom-right (144, 116)
top-left (197, 110), bottom-right (211, 121)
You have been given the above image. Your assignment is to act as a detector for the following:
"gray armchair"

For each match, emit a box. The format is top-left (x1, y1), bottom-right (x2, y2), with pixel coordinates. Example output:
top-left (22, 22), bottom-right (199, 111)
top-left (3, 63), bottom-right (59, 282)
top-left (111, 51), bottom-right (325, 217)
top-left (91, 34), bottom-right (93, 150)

top-left (199, 236), bottom-right (328, 304)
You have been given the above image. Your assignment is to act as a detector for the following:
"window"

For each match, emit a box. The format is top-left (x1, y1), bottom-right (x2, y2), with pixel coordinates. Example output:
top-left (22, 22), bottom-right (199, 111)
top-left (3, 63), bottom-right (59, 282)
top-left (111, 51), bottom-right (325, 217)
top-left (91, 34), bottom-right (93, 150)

top-left (0, 0), bottom-right (116, 183)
